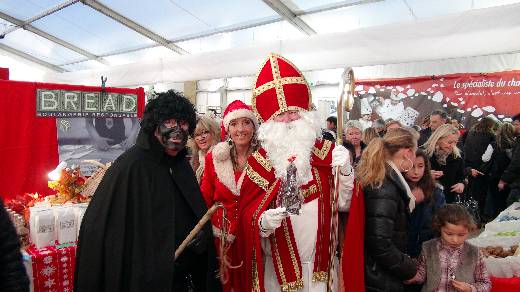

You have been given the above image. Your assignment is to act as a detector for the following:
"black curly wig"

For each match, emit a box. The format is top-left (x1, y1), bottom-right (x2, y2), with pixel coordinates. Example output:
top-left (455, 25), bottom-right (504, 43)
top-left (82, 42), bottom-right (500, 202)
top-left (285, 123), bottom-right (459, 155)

top-left (140, 90), bottom-right (197, 136)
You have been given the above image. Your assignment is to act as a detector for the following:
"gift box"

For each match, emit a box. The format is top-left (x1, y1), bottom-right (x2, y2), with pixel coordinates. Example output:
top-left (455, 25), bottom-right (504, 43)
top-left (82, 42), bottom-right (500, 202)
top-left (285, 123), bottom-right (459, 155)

top-left (23, 244), bottom-right (76, 292)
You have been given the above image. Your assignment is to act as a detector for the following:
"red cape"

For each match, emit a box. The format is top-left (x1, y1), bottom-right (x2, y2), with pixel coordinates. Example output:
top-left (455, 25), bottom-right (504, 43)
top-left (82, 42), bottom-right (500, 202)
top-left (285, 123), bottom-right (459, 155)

top-left (341, 181), bottom-right (365, 292)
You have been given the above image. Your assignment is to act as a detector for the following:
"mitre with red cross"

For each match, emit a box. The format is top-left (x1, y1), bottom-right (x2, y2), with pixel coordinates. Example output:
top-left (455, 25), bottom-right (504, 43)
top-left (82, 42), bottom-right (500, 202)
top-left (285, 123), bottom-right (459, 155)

top-left (252, 53), bottom-right (312, 123)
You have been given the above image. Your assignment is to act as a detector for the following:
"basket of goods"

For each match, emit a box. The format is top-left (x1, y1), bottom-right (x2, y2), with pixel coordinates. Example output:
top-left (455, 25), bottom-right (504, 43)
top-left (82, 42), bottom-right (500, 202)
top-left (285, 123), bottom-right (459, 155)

top-left (80, 160), bottom-right (111, 198)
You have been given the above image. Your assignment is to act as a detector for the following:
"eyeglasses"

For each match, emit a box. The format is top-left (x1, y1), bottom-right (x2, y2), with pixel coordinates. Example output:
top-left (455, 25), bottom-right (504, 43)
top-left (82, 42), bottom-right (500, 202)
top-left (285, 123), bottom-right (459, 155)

top-left (194, 130), bottom-right (210, 139)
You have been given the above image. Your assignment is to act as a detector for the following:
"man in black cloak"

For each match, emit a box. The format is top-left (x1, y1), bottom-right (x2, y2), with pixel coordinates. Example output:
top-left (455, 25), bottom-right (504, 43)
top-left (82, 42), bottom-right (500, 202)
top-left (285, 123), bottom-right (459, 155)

top-left (74, 90), bottom-right (220, 292)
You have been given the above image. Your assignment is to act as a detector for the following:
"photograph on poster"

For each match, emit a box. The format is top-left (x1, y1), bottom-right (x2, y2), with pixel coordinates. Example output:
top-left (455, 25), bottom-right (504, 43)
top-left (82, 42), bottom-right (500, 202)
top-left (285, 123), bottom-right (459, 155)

top-left (57, 117), bottom-right (140, 175)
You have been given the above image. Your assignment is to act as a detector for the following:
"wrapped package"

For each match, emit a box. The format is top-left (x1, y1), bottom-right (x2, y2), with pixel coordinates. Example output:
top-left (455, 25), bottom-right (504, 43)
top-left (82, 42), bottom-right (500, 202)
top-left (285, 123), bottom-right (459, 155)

top-left (54, 204), bottom-right (76, 244)
top-left (29, 205), bottom-right (56, 248)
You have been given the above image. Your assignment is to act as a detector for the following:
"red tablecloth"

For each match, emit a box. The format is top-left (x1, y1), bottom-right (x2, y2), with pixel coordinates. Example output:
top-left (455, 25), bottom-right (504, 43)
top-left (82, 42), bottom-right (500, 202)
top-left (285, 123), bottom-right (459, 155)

top-left (25, 244), bottom-right (76, 292)
top-left (491, 276), bottom-right (520, 292)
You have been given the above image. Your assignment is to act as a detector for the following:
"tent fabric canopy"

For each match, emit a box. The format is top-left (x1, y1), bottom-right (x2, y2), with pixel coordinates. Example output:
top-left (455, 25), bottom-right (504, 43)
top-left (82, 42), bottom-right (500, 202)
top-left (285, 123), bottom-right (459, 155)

top-left (1, 1), bottom-right (520, 85)
top-left (43, 2), bottom-right (520, 86)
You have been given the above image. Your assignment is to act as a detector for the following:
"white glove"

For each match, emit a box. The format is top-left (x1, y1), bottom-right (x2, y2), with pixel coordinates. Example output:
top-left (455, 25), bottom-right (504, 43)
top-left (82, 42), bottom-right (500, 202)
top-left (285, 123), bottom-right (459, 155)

top-left (259, 207), bottom-right (288, 237)
top-left (331, 145), bottom-right (350, 167)
top-left (332, 145), bottom-right (352, 175)
top-left (481, 144), bottom-right (493, 162)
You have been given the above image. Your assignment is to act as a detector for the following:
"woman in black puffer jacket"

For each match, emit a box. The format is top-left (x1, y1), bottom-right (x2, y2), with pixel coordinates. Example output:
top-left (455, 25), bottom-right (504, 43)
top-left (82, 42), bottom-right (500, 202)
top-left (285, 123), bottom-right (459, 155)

top-left (0, 199), bottom-right (29, 292)
top-left (356, 128), bottom-right (418, 291)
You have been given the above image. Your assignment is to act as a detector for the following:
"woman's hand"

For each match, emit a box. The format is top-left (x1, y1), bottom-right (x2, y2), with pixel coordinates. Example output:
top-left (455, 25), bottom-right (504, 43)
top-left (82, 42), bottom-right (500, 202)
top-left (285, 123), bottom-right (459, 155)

top-left (498, 180), bottom-right (506, 191)
top-left (450, 183), bottom-right (465, 194)
top-left (431, 170), bottom-right (444, 179)
top-left (451, 279), bottom-right (473, 292)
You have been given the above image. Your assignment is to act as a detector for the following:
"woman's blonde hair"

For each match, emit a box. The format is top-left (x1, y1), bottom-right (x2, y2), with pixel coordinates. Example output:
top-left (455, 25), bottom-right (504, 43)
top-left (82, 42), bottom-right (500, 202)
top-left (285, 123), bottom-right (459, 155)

top-left (496, 122), bottom-right (516, 151)
top-left (362, 127), bottom-right (378, 145)
top-left (422, 124), bottom-right (461, 159)
top-left (189, 114), bottom-right (220, 169)
top-left (357, 127), bottom-right (417, 188)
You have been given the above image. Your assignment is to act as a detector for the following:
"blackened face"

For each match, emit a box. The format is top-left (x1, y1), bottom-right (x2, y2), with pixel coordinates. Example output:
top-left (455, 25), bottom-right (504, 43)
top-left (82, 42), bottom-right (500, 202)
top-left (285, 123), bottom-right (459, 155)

top-left (156, 118), bottom-right (189, 154)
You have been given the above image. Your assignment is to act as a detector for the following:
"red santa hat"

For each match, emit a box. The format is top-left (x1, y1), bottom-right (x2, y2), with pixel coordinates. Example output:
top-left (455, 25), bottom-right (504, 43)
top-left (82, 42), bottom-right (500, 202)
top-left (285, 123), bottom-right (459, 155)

top-left (252, 53), bottom-right (311, 123)
top-left (220, 100), bottom-right (258, 141)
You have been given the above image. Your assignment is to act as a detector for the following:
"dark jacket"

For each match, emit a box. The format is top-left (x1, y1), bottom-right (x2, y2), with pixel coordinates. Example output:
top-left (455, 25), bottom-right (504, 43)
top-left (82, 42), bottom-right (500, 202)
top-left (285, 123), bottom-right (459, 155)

top-left (75, 131), bottom-right (220, 292)
top-left (364, 167), bottom-right (417, 292)
top-left (343, 141), bottom-right (366, 167)
top-left (485, 140), bottom-right (513, 180)
top-left (418, 128), bottom-right (432, 147)
top-left (502, 137), bottom-right (520, 188)
top-left (463, 131), bottom-right (495, 170)
top-left (0, 199), bottom-right (29, 292)
top-left (407, 187), bottom-right (446, 258)
top-left (429, 153), bottom-right (466, 203)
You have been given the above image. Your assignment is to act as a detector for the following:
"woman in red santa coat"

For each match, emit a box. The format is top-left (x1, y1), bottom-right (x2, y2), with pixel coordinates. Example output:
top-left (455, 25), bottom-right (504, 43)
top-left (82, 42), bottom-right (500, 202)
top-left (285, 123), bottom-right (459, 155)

top-left (200, 100), bottom-right (259, 291)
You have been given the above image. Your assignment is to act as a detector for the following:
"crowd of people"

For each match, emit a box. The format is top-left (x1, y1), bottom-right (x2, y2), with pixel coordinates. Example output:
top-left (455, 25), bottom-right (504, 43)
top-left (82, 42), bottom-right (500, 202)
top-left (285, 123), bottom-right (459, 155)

top-left (1, 53), bottom-right (520, 292)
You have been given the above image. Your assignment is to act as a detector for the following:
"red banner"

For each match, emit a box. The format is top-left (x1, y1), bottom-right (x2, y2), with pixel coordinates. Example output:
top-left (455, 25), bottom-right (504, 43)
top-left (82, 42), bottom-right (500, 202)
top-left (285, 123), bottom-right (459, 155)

top-left (352, 70), bottom-right (520, 128)
top-left (0, 80), bottom-right (144, 200)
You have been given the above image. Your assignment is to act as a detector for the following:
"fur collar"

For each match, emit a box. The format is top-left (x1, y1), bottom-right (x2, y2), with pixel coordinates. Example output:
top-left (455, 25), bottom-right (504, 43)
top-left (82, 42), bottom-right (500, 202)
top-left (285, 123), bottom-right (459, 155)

top-left (211, 142), bottom-right (246, 196)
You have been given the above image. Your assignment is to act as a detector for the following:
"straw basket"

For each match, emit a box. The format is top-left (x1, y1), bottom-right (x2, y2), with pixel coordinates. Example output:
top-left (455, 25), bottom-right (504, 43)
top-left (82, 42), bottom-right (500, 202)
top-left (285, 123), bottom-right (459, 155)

top-left (81, 160), bottom-right (111, 197)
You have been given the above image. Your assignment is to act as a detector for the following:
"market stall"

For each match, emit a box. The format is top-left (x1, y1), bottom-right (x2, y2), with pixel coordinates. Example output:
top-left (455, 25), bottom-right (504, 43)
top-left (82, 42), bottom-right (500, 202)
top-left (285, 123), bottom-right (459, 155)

top-left (1, 77), bottom-right (144, 292)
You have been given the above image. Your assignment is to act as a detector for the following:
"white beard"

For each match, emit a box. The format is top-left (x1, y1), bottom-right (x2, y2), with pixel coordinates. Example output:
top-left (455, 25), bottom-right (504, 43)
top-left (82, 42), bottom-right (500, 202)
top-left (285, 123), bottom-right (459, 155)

top-left (258, 111), bottom-right (323, 186)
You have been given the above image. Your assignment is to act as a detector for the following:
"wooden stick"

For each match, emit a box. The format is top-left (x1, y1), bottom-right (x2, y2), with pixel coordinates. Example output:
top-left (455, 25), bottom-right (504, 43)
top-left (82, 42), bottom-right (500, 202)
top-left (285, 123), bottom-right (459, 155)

top-left (174, 203), bottom-right (223, 260)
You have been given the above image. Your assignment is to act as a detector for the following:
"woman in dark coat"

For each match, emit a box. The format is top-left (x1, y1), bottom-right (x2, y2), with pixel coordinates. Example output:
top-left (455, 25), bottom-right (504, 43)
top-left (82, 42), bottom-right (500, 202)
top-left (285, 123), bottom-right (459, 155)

top-left (483, 122), bottom-right (516, 217)
top-left (356, 128), bottom-right (418, 291)
top-left (463, 117), bottom-right (496, 214)
top-left (423, 124), bottom-right (466, 203)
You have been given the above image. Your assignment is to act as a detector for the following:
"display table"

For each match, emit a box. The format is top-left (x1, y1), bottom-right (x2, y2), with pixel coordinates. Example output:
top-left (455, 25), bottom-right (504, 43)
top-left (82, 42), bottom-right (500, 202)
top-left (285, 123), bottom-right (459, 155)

top-left (23, 244), bottom-right (76, 292)
top-left (491, 276), bottom-right (520, 291)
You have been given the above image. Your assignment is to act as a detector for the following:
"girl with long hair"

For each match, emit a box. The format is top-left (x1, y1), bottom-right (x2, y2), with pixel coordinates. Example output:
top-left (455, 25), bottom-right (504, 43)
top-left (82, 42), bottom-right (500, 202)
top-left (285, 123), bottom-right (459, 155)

top-left (356, 127), bottom-right (418, 291)
top-left (423, 124), bottom-right (466, 203)
top-left (405, 150), bottom-right (446, 258)
top-left (190, 114), bottom-right (220, 183)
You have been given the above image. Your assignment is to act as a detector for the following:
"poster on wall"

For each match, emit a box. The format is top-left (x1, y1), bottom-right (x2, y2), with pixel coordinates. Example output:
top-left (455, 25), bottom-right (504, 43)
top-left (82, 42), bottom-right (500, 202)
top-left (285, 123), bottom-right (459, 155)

top-left (57, 117), bottom-right (140, 175)
top-left (34, 88), bottom-right (143, 176)
top-left (350, 70), bottom-right (520, 129)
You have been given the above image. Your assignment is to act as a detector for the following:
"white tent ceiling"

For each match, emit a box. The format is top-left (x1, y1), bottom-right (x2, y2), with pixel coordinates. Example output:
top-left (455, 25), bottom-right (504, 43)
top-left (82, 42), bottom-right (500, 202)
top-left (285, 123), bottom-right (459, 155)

top-left (1, 0), bottom-right (520, 85)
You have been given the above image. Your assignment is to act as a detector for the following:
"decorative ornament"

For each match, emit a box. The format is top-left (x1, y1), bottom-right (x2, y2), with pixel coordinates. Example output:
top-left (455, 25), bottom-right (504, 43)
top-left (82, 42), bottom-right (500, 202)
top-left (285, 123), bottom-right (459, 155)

top-left (276, 156), bottom-right (303, 215)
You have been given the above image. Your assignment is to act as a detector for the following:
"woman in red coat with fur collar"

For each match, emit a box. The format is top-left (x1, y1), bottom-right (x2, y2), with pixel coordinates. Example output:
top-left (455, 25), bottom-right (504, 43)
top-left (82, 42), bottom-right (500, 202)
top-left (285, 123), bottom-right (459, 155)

top-left (200, 100), bottom-right (259, 292)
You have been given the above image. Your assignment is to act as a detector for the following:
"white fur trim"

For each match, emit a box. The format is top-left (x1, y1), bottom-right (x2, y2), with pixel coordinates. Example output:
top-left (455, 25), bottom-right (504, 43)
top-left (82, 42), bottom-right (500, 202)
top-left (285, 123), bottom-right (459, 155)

top-left (212, 142), bottom-right (231, 162)
top-left (223, 108), bottom-right (258, 132)
top-left (211, 142), bottom-right (247, 196)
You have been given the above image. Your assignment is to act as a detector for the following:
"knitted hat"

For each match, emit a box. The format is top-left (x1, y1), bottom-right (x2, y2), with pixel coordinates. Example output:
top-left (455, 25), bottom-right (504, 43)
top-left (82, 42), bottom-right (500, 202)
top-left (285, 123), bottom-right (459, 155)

top-left (220, 100), bottom-right (258, 141)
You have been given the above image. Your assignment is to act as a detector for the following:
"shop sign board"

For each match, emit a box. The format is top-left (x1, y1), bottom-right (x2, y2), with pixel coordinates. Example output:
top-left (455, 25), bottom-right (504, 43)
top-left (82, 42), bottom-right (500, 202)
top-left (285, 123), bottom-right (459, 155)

top-left (36, 89), bottom-right (138, 118)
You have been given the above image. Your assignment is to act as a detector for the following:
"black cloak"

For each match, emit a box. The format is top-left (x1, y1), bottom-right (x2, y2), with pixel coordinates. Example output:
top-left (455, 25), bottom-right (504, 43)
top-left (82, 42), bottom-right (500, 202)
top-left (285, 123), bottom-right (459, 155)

top-left (74, 131), bottom-right (220, 292)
